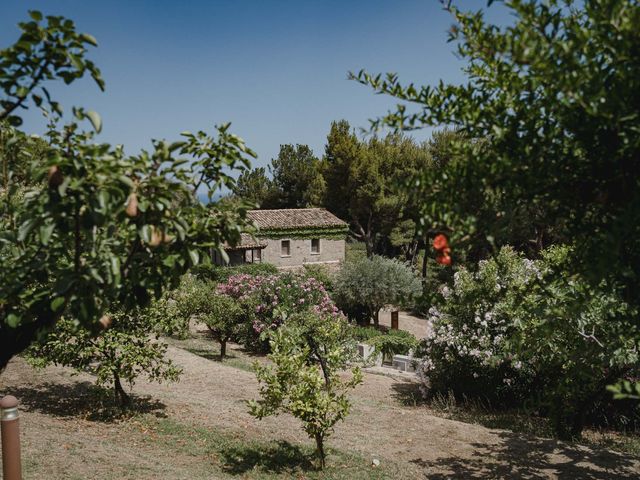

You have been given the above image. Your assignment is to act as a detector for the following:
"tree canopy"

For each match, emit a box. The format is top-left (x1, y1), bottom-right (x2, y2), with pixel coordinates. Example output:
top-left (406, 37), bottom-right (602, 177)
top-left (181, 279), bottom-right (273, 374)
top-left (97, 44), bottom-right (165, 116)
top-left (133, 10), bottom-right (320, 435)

top-left (0, 12), bottom-right (255, 368)
top-left (352, 0), bottom-right (640, 394)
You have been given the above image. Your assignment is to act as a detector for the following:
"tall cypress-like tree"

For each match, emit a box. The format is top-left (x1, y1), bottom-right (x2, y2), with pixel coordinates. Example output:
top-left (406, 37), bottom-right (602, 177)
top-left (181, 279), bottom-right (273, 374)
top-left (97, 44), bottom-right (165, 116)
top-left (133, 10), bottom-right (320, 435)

top-left (322, 120), bottom-right (362, 221)
top-left (270, 144), bottom-right (325, 208)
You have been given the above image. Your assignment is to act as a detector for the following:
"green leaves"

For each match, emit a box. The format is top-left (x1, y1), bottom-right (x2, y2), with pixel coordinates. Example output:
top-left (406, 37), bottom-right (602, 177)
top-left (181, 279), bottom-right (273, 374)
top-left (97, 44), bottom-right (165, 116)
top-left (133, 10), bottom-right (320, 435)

top-left (1, 11), bottom-right (104, 124)
top-left (249, 312), bottom-right (362, 468)
top-left (1, 12), bottom-right (256, 368)
top-left (85, 110), bottom-right (102, 133)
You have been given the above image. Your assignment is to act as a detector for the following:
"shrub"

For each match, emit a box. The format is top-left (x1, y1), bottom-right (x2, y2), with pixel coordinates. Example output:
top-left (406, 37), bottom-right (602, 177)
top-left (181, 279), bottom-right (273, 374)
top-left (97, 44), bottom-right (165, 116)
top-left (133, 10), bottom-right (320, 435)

top-left (334, 255), bottom-right (421, 326)
top-left (217, 272), bottom-right (342, 351)
top-left (418, 246), bottom-right (639, 438)
top-left (369, 329), bottom-right (418, 360)
top-left (248, 311), bottom-right (362, 469)
top-left (303, 263), bottom-right (335, 292)
top-left (509, 246), bottom-right (639, 438)
top-left (350, 326), bottom-right (383, 342)
top-left (418, 247), bottom-right (534, 404)
top-left (191, 263), bottom-right (278, 283)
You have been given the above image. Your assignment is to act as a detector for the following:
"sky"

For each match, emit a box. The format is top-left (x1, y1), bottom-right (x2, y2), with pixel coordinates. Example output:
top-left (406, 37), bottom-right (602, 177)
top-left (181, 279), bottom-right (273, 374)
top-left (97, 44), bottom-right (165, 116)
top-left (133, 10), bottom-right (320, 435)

top-left (1, 1), bottom-right (511, 170)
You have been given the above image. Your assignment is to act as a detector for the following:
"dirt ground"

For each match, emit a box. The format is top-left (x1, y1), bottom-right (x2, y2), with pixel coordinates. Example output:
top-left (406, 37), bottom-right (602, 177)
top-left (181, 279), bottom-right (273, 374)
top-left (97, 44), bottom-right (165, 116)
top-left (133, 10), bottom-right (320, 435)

top-left (2, 340), bottom-right (639, 480)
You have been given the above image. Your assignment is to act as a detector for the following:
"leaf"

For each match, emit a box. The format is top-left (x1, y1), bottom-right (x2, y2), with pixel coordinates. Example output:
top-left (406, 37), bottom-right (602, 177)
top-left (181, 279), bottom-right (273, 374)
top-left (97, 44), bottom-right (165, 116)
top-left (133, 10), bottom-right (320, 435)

top-left (18, 219), bottom-right (37, 242)
top-left (6, 314), bottom-right (20, 328)
top-left (39, 224), bottom-right (55, 245)
top-left (79, 33), bottom-right (98, 47)
top-left (29, 10), bottom-right (43, 21)
top-left (118, 175), bottom-right (135, 189)
top-left (50, 297), bottom-right (65, 312)
top-left (86, 110), bottom-right (102, 133)
top-left (188, 249), bottom-right (199, 265)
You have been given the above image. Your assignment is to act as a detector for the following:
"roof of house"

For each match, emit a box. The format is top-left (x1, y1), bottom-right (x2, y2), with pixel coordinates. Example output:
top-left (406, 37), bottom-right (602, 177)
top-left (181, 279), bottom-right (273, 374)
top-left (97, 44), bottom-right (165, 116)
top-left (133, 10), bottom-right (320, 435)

top-left (247, 208), bottom-right (347, 231)
top-left (224, 233), bottom-right (267, 251)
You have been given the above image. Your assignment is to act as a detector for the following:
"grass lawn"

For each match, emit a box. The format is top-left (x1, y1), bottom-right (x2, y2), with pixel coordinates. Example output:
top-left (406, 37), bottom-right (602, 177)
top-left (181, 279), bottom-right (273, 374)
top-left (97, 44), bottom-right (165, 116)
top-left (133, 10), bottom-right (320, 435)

top-left (128, 414), bottom-right (414, 479)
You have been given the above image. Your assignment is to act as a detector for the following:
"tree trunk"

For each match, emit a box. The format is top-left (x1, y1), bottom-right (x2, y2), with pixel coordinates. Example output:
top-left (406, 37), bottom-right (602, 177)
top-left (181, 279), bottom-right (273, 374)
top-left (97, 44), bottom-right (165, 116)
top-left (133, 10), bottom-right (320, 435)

top-left (373, 309), bottom-right (380, 329)
top-left (219, 339), bottom-right (227, 360)
top-left (315, 433), bottom-right (326, 469)
top-left (113, 372), bottom-right (131, 408)
top-left (422, 244), bottom-right (429, 278)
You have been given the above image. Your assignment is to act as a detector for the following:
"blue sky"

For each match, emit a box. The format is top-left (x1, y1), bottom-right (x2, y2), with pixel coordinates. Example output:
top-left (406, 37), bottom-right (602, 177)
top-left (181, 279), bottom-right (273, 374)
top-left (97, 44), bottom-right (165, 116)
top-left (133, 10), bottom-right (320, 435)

top-left (1, 1), bottom-right (510, 169)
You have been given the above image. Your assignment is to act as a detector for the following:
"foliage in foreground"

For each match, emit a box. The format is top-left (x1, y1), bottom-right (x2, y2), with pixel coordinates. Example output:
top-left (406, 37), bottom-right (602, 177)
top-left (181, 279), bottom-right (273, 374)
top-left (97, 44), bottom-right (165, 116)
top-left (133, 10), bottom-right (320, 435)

top-left (353, 0), bottom-right (640, 398)
top-left (333, 255), bottom-right (421, 326)
top-left (27, 310), bottom-right (181, 406)
top-left (0, 11), bottom-right (255, 369)
top-left (418, 247), bottom-right (639, 438)
top-left (248, 312), bottom-right (362, 469)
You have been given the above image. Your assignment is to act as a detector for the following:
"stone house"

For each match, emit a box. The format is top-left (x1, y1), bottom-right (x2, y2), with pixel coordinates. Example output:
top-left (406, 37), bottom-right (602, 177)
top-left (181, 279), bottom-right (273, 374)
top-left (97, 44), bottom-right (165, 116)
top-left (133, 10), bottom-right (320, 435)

top-left (214, 208), bottom-right (348, 269)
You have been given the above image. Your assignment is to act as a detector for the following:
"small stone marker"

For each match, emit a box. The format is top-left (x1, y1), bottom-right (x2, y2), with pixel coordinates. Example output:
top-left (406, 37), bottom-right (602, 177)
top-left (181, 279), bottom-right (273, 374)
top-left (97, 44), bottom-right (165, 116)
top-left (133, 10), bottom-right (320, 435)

top-left (392, 354), bottom-right (416, 373)
top-left (372, 458), bottom-right (380, 467)
top-left (357, 343), bottom-right (382, 366)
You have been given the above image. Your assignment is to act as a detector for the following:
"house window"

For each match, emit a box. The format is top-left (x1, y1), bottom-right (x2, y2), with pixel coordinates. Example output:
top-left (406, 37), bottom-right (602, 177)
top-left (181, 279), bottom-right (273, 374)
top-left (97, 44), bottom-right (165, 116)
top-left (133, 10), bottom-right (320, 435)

top-left (281, 240), bottom-right (291, 257)
top-left (311, 238), bottom-right (320, 254)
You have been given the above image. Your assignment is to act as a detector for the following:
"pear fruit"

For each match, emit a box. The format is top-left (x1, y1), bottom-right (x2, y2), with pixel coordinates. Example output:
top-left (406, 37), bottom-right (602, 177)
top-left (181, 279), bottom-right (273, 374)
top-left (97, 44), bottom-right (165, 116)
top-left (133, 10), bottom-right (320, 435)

top-left (125, 192), bottom-right (138, 217)
top-left (48, 165), bottom-right (64, 188)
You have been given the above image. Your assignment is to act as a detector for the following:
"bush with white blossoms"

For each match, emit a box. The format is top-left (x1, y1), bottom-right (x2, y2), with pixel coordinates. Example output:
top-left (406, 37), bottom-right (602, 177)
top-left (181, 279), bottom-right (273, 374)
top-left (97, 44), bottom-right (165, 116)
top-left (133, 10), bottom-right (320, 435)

top-left (418, 245), bottom-right (639, 439)
top-left (418, 247), bottom-right (537, 404)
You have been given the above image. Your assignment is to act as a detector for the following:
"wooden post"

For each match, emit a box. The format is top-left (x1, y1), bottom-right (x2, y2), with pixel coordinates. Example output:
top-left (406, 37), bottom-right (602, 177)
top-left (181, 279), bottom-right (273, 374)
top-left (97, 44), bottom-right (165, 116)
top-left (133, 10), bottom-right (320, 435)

top-left (391, 310), bottom-right (399, 330)
top-left (1, 395), bottom-right (22, 480)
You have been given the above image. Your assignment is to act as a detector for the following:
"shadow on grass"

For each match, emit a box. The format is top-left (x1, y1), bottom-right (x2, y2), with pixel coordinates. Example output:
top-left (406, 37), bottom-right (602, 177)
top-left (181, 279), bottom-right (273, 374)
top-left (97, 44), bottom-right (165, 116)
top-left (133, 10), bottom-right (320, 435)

top-left (410, 430), bottom-right (640, 479)
top-left (7, 381), bottom-right (167, 423)
top-left (219, 439), bottom-right (317, 475)
top-left (391, 382), bottom-right (552, 436)
top-left (182, 346), bottom-right (236, 362)
top-left (391, 380), bottom-right (426, 407)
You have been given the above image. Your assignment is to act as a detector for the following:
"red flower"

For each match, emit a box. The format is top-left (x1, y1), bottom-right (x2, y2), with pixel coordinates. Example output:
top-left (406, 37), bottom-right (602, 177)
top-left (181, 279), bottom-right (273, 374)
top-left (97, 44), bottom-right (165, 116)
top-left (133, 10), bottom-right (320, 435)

top-left (436, 253), bottom-right (452, 266)
top-left (433, 234), bottom-right (449, 251)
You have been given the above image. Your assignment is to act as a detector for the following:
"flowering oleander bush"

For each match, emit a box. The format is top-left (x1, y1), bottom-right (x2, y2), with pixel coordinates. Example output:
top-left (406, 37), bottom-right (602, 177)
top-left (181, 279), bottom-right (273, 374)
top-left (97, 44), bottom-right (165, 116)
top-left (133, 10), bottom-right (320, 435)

top-left (217, 272), bottom-right (342, 350)
top-left (418, 246), bottom-right (640, 438)
top-left (418, 247), bottom-right (536, 404)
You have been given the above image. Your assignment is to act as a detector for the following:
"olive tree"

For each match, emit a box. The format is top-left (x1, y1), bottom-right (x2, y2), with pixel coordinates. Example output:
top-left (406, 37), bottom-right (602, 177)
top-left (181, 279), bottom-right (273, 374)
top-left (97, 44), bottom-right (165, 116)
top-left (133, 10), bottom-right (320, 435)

top-left (248, 311), bottom-right (362, 469)
top-left (333, 255), bottom-right (421, 327)
top-left (0, 12), bottom-right (255, 369)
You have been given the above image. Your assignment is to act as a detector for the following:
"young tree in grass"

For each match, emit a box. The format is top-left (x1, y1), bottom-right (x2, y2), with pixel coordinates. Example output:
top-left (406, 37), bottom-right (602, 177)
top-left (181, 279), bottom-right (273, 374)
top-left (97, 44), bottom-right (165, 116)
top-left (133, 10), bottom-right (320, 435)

top-left (201, 295), bottom-right (244, 359)
top-left (248, 311), bottom-right (362, 469)
top-left (334, 255), bottom-right (421, 327)
top-left (27, 309), bottom-right (181, 406)
top-left (186, 280), bottom-right (245, 359)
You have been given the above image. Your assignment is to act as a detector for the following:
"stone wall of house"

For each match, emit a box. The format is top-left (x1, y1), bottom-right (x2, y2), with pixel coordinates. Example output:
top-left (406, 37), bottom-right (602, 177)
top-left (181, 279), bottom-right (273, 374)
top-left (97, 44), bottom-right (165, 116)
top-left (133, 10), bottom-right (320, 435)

top-left (260, 237), bottom-right (345, 269)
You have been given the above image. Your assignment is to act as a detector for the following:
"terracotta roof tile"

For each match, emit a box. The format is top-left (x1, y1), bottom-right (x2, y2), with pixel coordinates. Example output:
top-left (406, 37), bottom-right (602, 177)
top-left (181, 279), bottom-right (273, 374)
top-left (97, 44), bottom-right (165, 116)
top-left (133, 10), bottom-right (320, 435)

top-left (225, 233), bottom-right (267, 250)
top-left (247, 208), bottom-right (347, 230)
